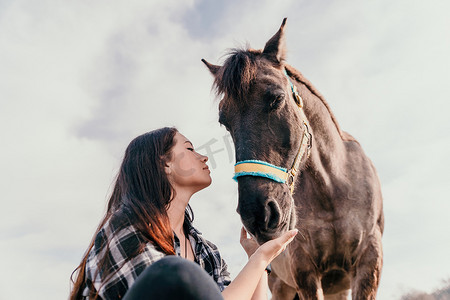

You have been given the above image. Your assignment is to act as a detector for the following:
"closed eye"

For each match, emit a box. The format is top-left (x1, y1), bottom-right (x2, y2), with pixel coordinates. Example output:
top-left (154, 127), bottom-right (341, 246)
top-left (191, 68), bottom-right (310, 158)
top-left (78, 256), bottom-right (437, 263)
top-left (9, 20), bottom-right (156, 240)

top-left (270, 93), bottom-right (285, 109)
top-left (265, 90), bottom-right (285, 111)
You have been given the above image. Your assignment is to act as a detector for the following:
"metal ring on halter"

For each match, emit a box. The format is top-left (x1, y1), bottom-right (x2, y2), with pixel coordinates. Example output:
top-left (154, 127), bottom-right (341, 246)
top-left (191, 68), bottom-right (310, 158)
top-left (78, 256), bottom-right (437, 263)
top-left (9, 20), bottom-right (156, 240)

top-left (303, 122), bottom-right (313, 150)
top-left (287, 173), bottom-right (295, 186)
top-left (294, 90), bottom-right (303, 108)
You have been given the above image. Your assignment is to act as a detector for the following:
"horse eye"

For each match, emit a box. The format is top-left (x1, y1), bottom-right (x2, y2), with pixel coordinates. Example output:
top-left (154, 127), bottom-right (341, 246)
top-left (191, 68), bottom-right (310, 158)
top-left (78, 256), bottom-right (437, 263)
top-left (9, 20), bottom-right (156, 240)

top-left (276, 94), bottom-right (285, 102)
top-left (270, 93), bottom-right (285, 110)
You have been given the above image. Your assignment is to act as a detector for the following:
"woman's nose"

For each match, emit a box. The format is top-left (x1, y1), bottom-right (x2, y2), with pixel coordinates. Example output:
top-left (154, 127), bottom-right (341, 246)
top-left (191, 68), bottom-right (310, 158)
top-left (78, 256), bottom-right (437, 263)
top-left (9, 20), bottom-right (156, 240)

top-left (201, 154), bottom-right (208, 163)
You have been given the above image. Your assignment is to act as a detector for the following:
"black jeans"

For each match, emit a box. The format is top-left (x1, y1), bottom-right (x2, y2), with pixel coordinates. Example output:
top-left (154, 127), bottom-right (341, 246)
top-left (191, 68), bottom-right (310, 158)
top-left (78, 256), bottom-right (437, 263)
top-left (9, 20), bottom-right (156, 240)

top-left (123, 256), bottom-right (224, 300)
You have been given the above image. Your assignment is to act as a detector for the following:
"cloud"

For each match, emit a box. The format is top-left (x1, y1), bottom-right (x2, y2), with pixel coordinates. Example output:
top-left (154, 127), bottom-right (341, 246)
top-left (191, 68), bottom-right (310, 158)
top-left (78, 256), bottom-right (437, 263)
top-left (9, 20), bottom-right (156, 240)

top-left (400, 279), bottom-right (450, 300)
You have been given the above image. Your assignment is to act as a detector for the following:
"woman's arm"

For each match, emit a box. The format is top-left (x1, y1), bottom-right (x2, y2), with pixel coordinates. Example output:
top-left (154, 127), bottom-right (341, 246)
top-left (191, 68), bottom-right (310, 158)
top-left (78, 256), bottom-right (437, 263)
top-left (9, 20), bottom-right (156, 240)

top-left (250, 269), bottom-right (269, 300)
top-left (240, 227), bottom-right (268, 300)
top-left (221, 228), bottom-right (297, 300)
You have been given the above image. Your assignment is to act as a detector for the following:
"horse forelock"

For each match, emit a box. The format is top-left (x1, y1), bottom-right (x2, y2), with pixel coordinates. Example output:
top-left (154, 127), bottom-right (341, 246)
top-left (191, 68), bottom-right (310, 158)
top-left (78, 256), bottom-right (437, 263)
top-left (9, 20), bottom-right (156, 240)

top-left (214, 48), bottom-right (262, 107)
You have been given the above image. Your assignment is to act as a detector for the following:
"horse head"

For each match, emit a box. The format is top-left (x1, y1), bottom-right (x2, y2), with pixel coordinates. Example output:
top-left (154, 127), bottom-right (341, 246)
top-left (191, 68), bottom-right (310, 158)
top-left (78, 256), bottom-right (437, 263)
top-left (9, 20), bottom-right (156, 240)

top-left (203, 19), bottom-right (312, 243)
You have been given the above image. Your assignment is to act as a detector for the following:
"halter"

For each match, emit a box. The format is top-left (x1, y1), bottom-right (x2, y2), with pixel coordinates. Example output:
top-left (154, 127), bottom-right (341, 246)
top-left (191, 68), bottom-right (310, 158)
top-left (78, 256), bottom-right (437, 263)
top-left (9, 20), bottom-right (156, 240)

top-left (233, 69), bottom-right (312, 194)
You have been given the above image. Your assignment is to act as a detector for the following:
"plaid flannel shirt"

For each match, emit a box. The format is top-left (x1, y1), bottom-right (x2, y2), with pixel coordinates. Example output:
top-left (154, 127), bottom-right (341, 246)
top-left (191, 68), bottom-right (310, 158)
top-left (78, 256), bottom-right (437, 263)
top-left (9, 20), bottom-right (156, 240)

top-left (82, 214), bottom-right (231, 299)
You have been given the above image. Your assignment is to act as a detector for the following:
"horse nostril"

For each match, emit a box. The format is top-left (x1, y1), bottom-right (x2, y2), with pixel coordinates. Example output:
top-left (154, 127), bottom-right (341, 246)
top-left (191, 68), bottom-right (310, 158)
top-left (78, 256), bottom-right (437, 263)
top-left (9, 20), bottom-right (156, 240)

top-left (265, 200), bottom-right (281, 230)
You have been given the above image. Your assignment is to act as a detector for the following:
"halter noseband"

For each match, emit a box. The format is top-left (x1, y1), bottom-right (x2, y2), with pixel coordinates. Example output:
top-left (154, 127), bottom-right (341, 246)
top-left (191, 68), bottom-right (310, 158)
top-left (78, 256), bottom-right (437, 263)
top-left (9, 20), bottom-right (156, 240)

top-left (233, 69), bottom-right (312, 194)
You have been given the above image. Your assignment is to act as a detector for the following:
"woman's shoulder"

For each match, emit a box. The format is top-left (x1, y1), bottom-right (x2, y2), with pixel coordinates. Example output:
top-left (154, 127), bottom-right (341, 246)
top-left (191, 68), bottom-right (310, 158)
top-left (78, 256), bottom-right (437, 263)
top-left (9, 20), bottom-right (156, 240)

top-left (88, 212), bottom-right (165, 267)
top-left (84, 213), bottom-right (167, 297)
top-left (91, 213), bottom-right (135, 252)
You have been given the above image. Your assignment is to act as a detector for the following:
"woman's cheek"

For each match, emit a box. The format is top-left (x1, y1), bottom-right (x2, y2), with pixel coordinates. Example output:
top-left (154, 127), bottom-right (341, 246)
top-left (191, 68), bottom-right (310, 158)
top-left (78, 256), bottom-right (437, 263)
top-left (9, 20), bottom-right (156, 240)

top-left (174, 162), bottom-right (196, 178)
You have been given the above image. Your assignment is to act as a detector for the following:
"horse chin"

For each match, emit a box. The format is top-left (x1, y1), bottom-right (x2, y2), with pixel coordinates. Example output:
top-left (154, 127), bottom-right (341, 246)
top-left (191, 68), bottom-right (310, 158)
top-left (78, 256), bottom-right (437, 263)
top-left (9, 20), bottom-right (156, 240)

top-left (256, 231), bottom-right (282, 245)
top-left (255, 222), bottom-right (289, 244)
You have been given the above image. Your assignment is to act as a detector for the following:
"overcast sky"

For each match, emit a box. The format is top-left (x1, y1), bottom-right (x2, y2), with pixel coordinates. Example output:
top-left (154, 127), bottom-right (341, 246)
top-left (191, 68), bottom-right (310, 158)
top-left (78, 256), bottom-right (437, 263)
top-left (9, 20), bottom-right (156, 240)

top-left (1, 0), bottom-right (449, 299)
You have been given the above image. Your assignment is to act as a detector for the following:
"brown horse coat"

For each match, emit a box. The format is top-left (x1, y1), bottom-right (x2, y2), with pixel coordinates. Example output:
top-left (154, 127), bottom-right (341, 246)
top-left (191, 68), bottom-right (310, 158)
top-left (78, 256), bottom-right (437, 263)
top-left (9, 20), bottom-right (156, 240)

top-left (203, 18), bottom-right (384, 300)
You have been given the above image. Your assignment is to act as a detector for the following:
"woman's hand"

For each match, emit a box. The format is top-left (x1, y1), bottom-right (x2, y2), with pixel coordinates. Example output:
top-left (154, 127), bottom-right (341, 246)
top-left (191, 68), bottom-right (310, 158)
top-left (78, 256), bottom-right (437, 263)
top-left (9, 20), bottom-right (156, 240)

top-left (240, 227), bottom-right (259, 258)
top-left (243, 227), bottom-right (298, 265)
top-left (223, 227), bottom-right (298, 300)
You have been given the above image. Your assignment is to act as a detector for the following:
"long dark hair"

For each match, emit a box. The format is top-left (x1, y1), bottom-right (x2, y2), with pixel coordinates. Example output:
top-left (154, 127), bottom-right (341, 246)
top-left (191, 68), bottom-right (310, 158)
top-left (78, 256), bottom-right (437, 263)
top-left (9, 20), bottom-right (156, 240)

top-left (70, 127), bottom-right (193, 299)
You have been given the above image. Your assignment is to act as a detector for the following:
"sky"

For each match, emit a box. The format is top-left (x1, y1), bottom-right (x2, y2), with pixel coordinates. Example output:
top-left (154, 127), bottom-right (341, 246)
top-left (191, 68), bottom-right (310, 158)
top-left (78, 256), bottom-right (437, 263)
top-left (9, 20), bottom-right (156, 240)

top-left (0, 0), bottom-right (449, 299)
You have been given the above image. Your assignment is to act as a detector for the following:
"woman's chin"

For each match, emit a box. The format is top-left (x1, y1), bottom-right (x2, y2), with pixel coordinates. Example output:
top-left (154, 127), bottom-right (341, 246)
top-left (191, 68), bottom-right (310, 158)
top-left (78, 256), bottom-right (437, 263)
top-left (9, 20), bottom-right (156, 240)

top-left (204, 177), bottom-right (212, 188)
top-left (193, 177), bottom-right (212, 193)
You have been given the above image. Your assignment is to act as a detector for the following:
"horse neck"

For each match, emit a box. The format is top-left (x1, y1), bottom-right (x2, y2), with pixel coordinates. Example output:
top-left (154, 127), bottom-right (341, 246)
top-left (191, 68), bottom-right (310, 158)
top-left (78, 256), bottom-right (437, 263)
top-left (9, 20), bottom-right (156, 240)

top-left (290, 70), bottom-right (349, 191)
top-left (304, 94), bottom-right (345, 162)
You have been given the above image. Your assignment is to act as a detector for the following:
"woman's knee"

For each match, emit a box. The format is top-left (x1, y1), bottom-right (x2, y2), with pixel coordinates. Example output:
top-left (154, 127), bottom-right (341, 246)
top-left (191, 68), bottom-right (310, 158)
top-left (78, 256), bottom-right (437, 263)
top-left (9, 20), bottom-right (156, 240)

top-left (124, 256), bottom-right (223, 300)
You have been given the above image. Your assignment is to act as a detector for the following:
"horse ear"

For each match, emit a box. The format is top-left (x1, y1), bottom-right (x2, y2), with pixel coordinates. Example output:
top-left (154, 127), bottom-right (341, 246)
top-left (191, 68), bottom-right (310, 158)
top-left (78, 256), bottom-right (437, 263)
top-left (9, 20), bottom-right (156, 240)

top-left (201, 59), bottom-right (221, 76)
top-left (262, 18), bottom-right (287, 63)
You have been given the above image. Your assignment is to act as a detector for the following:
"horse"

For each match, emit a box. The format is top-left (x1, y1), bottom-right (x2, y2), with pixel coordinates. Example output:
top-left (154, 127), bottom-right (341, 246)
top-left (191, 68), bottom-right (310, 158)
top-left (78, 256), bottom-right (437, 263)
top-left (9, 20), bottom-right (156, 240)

top-left (202, 18), bottom-right (384, 300)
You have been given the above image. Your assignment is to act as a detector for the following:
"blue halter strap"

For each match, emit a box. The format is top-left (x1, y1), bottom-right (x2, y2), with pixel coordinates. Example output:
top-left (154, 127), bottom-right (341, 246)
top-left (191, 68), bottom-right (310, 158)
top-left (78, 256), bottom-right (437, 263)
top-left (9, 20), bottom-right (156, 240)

top-left (233, 160), bottom-right (288, 183)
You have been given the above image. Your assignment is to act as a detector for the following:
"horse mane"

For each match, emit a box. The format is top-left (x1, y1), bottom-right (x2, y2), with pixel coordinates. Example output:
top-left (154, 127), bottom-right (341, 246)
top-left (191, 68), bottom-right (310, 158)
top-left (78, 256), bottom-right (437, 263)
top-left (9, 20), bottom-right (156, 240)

top-left (284, 64), bottom-right (356, 142)
top-left (214, 48), bottom-right (355, 142)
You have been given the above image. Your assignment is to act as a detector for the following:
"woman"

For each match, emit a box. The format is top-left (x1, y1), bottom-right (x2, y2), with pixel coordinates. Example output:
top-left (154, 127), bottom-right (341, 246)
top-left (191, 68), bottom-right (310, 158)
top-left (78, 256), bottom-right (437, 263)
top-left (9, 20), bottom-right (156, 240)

top-left (70, 127), bottom-right (297, 300)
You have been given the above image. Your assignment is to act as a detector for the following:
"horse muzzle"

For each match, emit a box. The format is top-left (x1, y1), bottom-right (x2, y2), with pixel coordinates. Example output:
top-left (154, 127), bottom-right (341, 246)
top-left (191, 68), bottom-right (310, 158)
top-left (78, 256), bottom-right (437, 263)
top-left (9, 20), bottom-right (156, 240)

top-left (237, 181), bottom-right (297, 243)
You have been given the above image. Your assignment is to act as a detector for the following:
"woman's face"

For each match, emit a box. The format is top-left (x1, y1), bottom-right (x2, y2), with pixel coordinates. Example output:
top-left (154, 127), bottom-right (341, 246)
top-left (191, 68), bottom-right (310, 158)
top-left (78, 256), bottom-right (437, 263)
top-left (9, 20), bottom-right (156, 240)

top-left (166, 132), bottom-right (211, 192)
